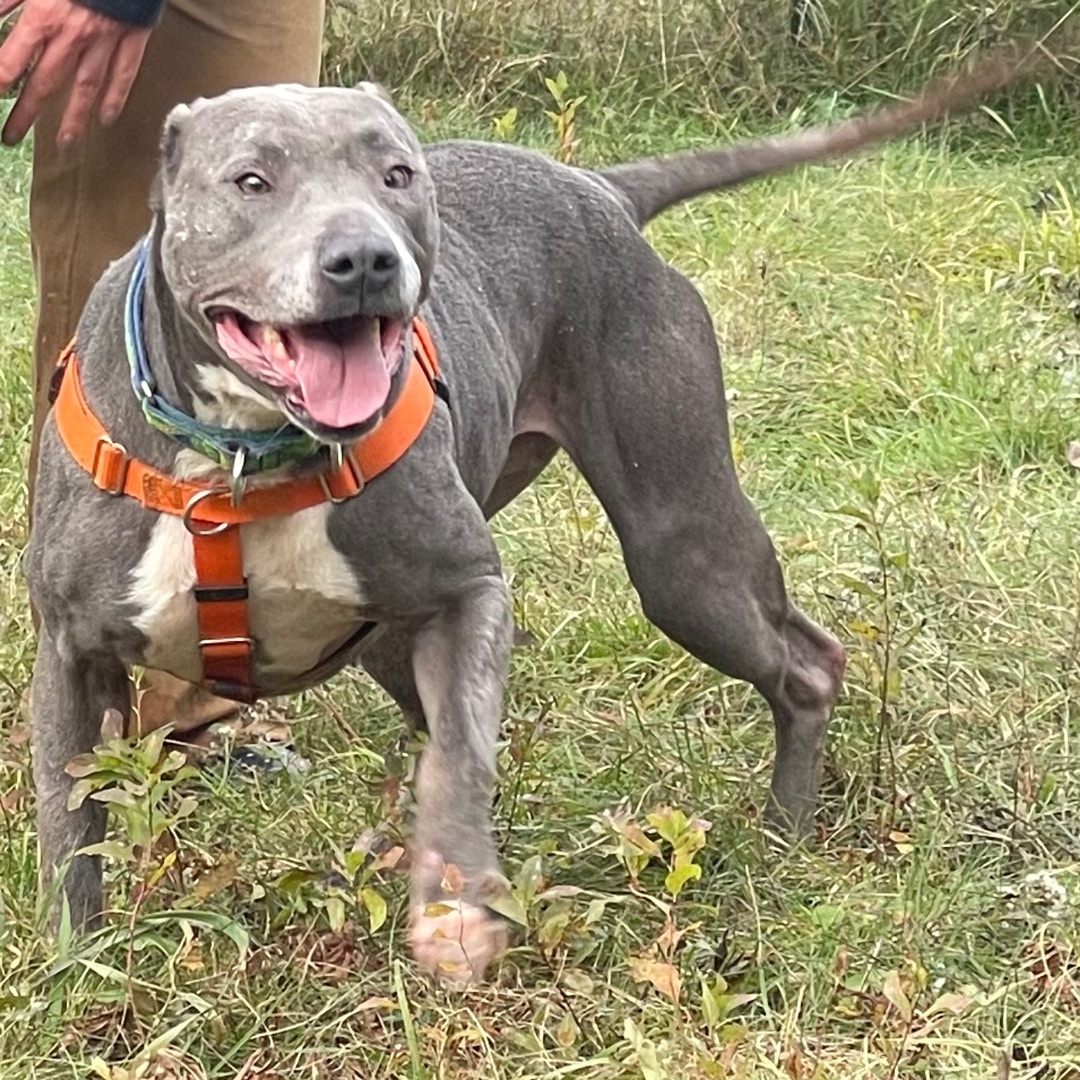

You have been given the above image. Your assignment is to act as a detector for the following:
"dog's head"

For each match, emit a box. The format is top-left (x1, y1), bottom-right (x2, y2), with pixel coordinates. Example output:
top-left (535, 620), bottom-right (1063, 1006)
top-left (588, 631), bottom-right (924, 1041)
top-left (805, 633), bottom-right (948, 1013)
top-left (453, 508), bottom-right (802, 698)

top-left (152, 84), bottom-right (438, 441)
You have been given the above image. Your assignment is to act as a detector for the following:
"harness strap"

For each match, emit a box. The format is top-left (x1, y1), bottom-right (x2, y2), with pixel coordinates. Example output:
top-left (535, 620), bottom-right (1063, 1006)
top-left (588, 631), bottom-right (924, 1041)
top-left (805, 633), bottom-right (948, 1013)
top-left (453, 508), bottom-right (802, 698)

top-left (51, 320), bottom-right (443, 701)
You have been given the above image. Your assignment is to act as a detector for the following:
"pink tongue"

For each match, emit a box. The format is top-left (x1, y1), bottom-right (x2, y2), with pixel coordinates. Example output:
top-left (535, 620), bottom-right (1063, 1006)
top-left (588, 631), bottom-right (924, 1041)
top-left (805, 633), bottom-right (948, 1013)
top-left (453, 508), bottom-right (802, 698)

top-left (285, 319), bottom-right (390, 428)
top-left (214, 314), bottom-right (392, 429)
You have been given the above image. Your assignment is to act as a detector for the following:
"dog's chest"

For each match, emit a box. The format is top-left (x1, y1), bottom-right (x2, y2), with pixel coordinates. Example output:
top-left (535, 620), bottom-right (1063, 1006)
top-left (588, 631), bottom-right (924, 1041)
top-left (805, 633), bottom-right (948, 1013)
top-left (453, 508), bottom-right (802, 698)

top-left (128, 505), bottom-right (362, 685)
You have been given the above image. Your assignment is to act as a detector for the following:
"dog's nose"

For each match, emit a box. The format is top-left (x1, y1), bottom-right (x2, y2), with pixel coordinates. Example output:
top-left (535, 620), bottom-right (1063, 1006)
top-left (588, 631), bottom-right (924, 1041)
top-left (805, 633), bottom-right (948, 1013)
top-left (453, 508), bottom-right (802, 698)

top-left (317, 232), bottom-right (400, 293)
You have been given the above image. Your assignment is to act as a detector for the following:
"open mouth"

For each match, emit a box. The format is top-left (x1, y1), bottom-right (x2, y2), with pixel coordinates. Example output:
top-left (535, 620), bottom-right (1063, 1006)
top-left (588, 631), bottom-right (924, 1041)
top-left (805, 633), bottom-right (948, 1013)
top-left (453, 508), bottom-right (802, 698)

top-left (213, 311), bottom-right (407, 432)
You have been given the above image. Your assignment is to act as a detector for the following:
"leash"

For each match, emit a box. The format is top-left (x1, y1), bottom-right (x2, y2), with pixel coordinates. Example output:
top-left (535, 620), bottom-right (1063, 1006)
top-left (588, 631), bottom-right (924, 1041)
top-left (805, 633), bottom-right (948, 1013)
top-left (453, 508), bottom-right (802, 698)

top-left (50, 250), bottom-right (445, 702)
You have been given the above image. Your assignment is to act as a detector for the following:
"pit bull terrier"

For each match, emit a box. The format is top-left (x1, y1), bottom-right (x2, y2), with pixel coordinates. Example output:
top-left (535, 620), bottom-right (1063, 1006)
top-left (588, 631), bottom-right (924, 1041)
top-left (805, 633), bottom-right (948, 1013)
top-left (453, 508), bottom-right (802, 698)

top-left (26, 52), bottom-right (1038, 983)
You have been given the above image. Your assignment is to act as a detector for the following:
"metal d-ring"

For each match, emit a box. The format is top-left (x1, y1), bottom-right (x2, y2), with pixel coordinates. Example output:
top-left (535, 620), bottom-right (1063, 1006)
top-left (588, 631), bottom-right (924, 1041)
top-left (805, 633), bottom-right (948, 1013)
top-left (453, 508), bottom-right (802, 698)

top-left (182, 487), bottom-right (232, 536)
top-left (329, 442), bottom-right (344, 472)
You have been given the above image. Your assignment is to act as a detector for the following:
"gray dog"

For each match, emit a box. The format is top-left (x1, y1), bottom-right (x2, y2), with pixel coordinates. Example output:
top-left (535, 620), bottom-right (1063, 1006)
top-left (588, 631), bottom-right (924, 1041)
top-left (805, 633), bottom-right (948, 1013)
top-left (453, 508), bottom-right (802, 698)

top-left (27, 55), bottom-right (1032, 983)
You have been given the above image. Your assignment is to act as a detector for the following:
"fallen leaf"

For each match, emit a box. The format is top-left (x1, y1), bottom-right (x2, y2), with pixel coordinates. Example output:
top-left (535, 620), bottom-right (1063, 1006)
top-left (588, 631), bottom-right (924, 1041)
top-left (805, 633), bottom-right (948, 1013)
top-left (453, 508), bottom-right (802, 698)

top-left (192, 852), bottom-right (239, 900)
top-left (628, 956), bottom-right (682, 1004)
top-left (371, 845), bottom-right (406, 873)
top-left (561, 969), bottom-right (595, 995)
top-left (925, 991), bottom-right (973, 1017)
top-left (356, 996), bottom-right (396, 1013)
top-left (889, 830), bottom-right (914, 855)
top-left (882, 969), bottom-right (913, 1024)
top-left (0, 787), bottom-right (27, 814)
top-left (555, 1012), bottom-right (579, 1048)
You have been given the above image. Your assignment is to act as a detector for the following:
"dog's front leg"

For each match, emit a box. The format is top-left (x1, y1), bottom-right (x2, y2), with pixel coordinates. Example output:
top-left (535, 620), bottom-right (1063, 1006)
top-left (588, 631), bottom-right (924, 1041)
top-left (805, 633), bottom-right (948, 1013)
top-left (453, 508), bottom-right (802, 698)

top-left (31, 626), bottom-right (130, 932)
top-left (406, 573), bottom-right (512, 984)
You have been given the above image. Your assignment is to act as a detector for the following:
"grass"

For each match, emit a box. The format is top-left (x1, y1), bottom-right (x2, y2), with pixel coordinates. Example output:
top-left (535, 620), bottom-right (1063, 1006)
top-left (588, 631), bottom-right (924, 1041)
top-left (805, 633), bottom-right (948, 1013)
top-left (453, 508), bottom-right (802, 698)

top-left (2, 86), bottom-right (1080, 1079)
top-left (321, 0), bottom-right (1080, 134)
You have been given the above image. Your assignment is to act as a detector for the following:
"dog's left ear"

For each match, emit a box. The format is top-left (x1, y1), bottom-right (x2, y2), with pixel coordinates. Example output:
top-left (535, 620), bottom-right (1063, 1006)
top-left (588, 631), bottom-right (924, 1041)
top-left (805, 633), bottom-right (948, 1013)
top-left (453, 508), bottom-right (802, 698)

top-left (354, 81), bottom-right (395, 107)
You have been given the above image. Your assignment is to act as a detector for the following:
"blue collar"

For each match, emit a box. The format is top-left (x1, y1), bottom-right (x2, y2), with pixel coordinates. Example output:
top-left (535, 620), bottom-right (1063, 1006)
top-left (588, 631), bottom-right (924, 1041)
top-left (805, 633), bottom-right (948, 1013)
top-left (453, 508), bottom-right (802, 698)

top-left (125, 237), bottom-right (322, 477)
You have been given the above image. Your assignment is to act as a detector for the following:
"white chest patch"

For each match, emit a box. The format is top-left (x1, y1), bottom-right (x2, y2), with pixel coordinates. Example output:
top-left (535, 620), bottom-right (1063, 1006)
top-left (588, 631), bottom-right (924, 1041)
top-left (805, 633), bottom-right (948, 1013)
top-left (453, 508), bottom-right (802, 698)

top-left (128, 503), bottom-right (364, 686)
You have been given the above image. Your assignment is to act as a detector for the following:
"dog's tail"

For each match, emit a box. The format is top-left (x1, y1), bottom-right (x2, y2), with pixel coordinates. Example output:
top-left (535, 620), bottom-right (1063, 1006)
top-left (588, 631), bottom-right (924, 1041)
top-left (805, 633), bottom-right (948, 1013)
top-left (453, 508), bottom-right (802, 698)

top-left (599, 40), bottom-right (1056, 228)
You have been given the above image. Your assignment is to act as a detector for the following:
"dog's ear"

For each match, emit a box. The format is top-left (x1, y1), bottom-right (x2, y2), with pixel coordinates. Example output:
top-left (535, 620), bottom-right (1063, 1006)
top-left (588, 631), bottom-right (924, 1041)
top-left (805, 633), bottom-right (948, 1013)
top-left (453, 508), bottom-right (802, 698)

top-left (150, 101), bottom-right (200, 213)
top-left (354, 81), bottom-right (395, 107)
top-left (160, 102), bottom-right (195, 181)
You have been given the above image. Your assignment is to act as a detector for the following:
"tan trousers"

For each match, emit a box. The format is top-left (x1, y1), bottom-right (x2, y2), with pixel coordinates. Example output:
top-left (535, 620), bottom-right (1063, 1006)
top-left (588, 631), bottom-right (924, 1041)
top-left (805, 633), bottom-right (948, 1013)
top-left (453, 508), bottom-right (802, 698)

top-left (29, 0), bottom-right (325, 736)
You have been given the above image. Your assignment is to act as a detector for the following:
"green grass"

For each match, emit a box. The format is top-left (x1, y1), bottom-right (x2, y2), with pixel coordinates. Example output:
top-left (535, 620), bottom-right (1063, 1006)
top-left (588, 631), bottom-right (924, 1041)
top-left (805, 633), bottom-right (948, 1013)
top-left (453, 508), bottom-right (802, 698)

top-left (2, 99), bottom-right (1080, 1079)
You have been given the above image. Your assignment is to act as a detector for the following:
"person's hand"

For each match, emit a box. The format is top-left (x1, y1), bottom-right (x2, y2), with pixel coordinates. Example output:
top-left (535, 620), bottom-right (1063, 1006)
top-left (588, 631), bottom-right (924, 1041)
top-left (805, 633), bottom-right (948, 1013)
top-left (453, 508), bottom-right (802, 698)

top-left (0, 0), bottom-right (152, 148)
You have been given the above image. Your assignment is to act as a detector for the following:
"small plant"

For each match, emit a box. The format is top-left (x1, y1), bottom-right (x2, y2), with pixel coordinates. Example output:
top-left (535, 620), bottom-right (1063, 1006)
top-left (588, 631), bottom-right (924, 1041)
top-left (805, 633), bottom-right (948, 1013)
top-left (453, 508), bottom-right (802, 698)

top-left (832, 471), bottom-right (921, 825)
top-left (273, 833), bottom-right (405, 936)
top-left (65, 710), bottom-right (200, 913)
top-left (544, 71), bottom-right (585, 164)
top-left (492, 106), bottom-right (518, 141)
top-left (596, 803), bottom-right (711, 1005)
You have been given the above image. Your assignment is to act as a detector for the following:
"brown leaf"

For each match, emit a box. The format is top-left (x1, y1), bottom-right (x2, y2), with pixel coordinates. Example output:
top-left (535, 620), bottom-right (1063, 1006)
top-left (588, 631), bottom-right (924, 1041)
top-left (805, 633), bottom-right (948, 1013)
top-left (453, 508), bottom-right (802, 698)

top-left (833, 944), bottom-right (850, 979)
top-left (192, 852), bottom-right (239, 900)
top-left (356, 996), bottom-right (397, 1013)
top-left (783, 1045), bottom-right (804, 1080)
top-left (882, 969), bottom-right (913, 1024)
top-left (654, 918), bottom-right (687, 958)
top-left (925, 991), bottom-right (973, 1017)
top-left (1, 787), bottom-right (27, 814)
top-left (1022, 935), bottom-right (1080, 1015)
top-left (628, 956), bottom-right (682, 1004)
top-left (371, 845), bottom-right (406, 873)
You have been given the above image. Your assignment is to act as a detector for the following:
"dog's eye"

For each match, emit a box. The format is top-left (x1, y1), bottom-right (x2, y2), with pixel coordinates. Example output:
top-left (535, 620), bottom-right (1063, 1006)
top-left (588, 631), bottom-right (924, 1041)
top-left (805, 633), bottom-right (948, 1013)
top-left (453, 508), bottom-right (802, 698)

top-left (235, 173), bottom-right (272, 196)
top-left (384, 165), bottom-right (413, 190)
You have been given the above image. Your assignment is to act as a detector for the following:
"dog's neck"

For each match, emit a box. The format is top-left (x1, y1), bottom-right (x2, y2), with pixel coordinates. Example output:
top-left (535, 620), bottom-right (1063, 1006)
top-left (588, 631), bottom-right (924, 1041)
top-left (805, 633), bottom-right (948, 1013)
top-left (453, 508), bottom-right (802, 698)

top-left (143, 238), bottom-right (290, 438)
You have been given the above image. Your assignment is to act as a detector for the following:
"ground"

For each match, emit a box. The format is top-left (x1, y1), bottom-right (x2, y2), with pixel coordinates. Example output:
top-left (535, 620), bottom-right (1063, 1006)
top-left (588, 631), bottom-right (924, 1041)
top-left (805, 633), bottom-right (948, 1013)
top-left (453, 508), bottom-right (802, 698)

top-left (1, 97), bottom-right (1079, 1079)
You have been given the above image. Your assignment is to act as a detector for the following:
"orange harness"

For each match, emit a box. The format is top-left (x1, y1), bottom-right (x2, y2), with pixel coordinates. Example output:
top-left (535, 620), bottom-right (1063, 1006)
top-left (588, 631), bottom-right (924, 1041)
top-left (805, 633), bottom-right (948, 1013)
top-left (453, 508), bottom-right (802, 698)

top-left (50, 320), bottom-right (442, 702)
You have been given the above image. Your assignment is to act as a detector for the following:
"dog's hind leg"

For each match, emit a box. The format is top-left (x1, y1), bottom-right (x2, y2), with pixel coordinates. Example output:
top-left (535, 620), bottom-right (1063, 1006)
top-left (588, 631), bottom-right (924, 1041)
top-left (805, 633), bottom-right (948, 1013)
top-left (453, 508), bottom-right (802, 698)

top-left (31, 628), bottom-right (130, 930)
top-left (554, 264), bottom-right (846, 833)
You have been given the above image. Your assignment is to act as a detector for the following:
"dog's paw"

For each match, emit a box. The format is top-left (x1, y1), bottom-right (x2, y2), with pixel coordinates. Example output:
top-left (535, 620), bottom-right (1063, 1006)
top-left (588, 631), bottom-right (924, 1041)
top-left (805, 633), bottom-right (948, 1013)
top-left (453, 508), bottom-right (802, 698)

top-left (409, 898), bottom-right (508, 986)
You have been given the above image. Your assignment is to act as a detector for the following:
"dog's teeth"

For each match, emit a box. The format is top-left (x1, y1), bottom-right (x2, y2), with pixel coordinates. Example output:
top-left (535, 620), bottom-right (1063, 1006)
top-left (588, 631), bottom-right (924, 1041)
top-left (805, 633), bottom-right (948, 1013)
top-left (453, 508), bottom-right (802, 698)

top-left (261, 326), bottom-right (292, 366)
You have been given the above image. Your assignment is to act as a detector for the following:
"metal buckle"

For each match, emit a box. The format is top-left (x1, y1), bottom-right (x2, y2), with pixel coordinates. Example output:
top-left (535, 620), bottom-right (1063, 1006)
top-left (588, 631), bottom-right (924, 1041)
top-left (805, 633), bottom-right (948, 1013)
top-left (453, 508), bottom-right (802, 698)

top-left (198, 635), bottom-right (254, 650)
top-left (319, 447), bottom-right (364, 504)
top-left (182, 487), bottom-right (232, 536)
top-left (91, 436), bottom-right (129, 495)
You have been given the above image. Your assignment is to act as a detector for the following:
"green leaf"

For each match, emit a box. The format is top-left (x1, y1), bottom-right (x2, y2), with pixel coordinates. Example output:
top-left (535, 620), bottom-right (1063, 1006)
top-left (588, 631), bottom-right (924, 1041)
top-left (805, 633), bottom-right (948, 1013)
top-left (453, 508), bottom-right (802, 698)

top-left (514, 854), bottom-right (546, 905)
top-left (807, 903), bottom-right (844, 930)
top-left (67, 778), bottom-right (98, 811)
top-left (486, 890), bottom-right (528, 927)
top-left (276, 868), bottom-right (322, 893)
top-left (138, 725), bottom-right (171, 769)
top-left (63, 754), bottom-right (103, 779)
top-left (831, 504), bottom-right (872, 524)
top-left (360, 887), bottom-right (388, 933)
top-left (584, 898), bottom-right (608, 927)
top-left (88, 788), bottom-right (139, 808)
top-left (77, 840), bottom-right (135, 863)
top-left (646, 806), bottom-right (689, 846)
top-left (326, 895), bottom-right (346, 933)
top-left (665, 862), bottom-right (702, 898)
